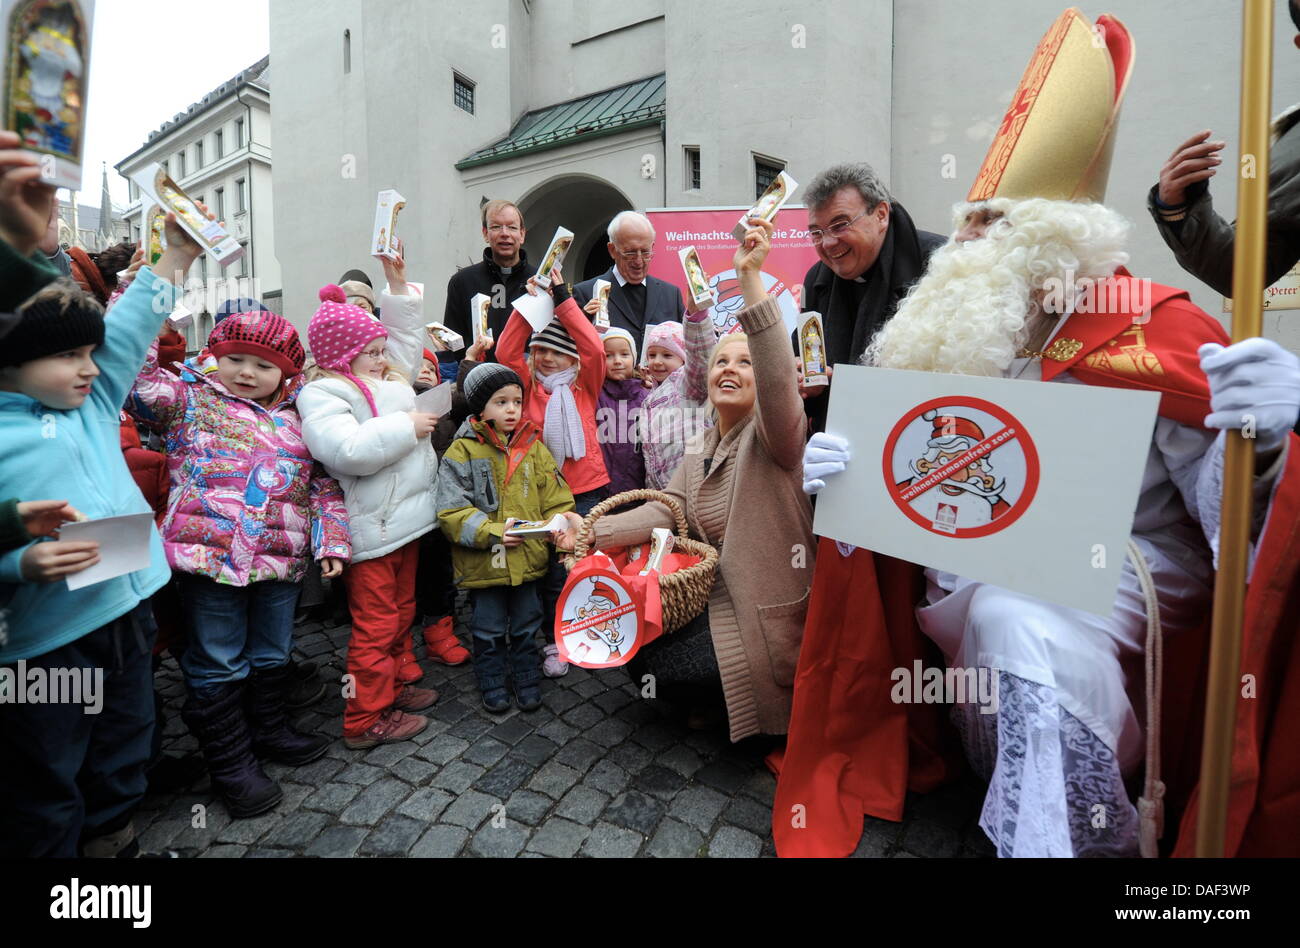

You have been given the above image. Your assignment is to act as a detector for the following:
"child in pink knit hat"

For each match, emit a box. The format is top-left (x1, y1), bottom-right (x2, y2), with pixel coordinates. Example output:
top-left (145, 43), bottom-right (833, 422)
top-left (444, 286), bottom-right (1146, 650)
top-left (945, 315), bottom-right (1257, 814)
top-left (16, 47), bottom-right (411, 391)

top-left (638, 304), bottom-right (718, 489)
top-left (298, 248), bottom-right (448, 749)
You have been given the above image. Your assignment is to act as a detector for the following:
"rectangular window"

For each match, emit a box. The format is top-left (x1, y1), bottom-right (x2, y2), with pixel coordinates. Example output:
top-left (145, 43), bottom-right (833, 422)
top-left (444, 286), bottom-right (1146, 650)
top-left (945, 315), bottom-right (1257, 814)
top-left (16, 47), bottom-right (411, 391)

top-left (453, 73), bottom-right (474, 114)
top-left (195, 140), bottom-right (204, 168)
top-left (238, 243), bottom-right (249, 277)
top-left (215, 186), bottom-right (225, 220)
top-left (344, 29), bottom-right (351, 74)
top-left (236, 178), bottom-right (246, 213)
top-left (754, 156), bottom-right (784, 201)
top-left (215, 129), bottom-right (223, 158)
top-left (161, 159), bottom-right (169, 177)
top-left (684, 146), bottom-right (701, 190)
top-left (235, 117), bottom-right (245, 148)
top-left (177, 152), bottom-right (186, 178)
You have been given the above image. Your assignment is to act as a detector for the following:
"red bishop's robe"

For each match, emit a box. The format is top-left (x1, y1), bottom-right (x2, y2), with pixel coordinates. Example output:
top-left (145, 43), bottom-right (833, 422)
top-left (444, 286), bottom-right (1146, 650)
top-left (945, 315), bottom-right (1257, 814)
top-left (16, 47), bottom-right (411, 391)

top-left (772, 275), bottom-right (1300, 858)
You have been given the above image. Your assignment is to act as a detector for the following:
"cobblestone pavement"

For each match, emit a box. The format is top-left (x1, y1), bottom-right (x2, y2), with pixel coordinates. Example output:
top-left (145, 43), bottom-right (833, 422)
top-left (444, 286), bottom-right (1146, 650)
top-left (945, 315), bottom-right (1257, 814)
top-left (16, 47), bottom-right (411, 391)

top-left (140, 605), bottom-right (996, 858)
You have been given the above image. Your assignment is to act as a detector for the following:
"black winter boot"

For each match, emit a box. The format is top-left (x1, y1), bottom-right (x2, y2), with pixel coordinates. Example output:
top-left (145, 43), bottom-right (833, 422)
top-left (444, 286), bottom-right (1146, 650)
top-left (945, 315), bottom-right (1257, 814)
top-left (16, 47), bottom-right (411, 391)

top-left (181, 682), bottom-right (283, 819)
top-left (247, 664), bottom-right (330, 765)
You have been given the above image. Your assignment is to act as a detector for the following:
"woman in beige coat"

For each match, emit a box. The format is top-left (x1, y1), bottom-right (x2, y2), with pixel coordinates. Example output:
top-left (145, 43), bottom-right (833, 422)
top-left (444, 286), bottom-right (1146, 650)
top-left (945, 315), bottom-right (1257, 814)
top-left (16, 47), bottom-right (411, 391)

top-left (556, 218), bottom-right (814, 742)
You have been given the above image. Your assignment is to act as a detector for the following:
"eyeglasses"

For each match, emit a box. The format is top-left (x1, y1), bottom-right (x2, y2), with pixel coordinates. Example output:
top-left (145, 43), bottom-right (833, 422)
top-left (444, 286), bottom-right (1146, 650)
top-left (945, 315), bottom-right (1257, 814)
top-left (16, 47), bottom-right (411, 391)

top-left (486, 224), bottom-right (522, 234)
top-left (613, 247), bottom-right (655, 261)
top-left (355, 346), bottom-right (387, 362)
top-left (808, 209), bottom-right (868, 244)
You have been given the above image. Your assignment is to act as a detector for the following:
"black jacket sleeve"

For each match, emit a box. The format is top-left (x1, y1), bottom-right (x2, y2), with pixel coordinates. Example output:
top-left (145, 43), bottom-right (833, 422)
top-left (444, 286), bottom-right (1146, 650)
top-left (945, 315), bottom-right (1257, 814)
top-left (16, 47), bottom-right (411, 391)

top-left (442, 270), bottom-right (471, 363)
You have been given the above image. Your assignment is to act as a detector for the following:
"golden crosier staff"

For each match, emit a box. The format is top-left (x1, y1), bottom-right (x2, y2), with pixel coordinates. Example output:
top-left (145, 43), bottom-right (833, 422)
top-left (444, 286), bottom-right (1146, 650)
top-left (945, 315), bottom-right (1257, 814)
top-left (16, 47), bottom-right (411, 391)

top-left (1196, 0), bottom-right (1273, 858)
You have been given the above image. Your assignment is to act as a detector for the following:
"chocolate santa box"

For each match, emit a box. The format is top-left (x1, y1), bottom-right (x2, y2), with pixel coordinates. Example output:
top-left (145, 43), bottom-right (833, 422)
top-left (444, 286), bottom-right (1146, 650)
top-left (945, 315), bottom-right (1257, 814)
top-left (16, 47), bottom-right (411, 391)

top-left (129, 163), bottom-right (244, 267)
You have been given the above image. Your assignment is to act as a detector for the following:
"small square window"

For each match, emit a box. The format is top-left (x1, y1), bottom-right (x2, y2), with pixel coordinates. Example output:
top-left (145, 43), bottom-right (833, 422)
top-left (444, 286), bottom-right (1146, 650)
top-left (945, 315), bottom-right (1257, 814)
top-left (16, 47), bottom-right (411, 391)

top-left (454, 73), bottom-right (475, 115)
top-left (684, 146), bottom-right (701, 191)
top-left (754, 157), bottom-right (784, 201)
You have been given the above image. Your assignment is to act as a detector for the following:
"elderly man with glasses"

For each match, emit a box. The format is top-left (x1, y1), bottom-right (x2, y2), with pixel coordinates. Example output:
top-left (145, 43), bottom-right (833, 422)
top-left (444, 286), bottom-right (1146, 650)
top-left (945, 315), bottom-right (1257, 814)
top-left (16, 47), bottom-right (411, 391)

top-left (574, 210), bottom-right (685, 353)
top-left (442, 199), bottom-right (538, 364)
top-left (798, 163), bottom-right (946, 430)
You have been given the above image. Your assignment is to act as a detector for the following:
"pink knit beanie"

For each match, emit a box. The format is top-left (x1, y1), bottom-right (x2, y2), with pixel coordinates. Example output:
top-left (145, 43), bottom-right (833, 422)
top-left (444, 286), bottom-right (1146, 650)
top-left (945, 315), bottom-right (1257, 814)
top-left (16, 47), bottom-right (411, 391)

top-left (642, 321), bottom-right (686, 366)
top-left (308, 284), bottom-right (387, 416)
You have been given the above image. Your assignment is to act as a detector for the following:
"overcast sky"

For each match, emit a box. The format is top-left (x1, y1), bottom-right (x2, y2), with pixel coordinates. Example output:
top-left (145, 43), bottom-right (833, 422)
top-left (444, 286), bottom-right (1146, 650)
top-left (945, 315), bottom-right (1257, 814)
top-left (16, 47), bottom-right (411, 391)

top-left (74, 0), bottom-right (270, 208)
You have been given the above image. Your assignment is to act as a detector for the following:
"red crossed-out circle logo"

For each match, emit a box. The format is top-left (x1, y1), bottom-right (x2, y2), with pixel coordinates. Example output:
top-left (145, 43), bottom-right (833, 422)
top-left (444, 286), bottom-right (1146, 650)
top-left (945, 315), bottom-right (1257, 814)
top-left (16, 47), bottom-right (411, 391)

top-left (556, 571), bottom-right (642, 669)
top-left (881, 396), bottom-right (1040, 539)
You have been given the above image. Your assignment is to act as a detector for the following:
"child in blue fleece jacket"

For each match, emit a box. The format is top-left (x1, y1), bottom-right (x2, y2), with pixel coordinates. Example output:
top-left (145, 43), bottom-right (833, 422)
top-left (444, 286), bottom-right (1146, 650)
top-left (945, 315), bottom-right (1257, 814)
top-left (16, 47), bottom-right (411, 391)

top-left (0, 202), bottom-right (203, 858)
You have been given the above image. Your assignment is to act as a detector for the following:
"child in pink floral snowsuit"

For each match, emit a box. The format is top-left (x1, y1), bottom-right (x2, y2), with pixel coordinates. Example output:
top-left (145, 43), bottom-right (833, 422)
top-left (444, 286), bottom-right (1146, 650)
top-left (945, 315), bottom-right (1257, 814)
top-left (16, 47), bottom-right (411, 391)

top-left (128, 310), bottom-right (351, 819)
top-left (637, 311), bottom-right (718, 489)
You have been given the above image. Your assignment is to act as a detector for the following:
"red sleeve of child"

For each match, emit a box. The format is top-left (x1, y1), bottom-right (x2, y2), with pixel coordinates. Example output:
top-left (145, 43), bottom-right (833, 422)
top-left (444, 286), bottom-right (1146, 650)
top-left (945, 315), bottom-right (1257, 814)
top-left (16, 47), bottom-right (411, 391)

top-left (497, 308), bottom-right (531, 383)
top-left (554, 296), bottom-right (606, 398)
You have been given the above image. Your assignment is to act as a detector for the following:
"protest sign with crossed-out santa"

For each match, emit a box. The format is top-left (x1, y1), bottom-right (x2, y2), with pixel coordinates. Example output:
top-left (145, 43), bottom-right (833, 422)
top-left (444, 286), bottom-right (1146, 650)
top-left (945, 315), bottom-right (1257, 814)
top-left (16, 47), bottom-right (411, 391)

top-left (814, 365), bottom-right (1159, 616)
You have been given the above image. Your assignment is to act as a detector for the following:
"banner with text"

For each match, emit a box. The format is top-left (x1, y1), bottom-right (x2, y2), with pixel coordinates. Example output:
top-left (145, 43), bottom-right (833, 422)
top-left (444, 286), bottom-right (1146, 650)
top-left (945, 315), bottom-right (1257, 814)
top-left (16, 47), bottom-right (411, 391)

top-left (645, 206), bottom-right (820, 336)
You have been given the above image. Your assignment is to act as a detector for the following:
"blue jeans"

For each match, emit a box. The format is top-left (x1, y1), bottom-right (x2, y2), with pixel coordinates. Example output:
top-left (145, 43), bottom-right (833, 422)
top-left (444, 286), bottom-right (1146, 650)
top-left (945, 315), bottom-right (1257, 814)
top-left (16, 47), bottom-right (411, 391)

top-left (0, 601), bottom-right (156, 857)
top-left (178, 574), bottom-right (300, 695)
top-left (469, 580), bottom-right (543, 693)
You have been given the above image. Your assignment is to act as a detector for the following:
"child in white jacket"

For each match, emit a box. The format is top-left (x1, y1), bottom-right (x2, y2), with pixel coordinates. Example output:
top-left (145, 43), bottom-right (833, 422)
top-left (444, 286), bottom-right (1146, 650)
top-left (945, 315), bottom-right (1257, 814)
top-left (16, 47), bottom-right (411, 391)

top-left (297, 250), bottom-right (441, 749)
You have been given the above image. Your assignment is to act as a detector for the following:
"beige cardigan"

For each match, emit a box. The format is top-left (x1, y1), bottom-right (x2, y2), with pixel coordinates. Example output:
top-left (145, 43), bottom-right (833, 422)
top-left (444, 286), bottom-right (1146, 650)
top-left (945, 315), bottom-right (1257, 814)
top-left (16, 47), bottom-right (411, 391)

top-left (593, 297), bottom-right (814, 741)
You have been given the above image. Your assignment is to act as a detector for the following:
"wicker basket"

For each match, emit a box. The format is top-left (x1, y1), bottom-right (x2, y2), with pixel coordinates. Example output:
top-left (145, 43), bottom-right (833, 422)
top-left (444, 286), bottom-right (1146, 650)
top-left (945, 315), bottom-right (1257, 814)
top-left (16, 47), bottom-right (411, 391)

top-left (569, 489), bottom-right (719, 634)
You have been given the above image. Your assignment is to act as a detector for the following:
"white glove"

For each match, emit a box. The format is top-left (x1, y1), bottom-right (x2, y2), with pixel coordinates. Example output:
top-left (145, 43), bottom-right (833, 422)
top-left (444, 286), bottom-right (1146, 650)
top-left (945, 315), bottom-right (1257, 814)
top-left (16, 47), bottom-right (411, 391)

top-left (1200, 339), bottom-right (1300, 453)
top-left (802, 431), bottom-right (851, 495)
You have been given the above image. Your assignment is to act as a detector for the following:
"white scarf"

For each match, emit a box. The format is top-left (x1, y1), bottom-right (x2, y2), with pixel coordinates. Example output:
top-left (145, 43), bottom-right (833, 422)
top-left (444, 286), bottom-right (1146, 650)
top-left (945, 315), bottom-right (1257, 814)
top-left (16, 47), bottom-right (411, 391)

top-left (535, 366), bottom-right (585, 463)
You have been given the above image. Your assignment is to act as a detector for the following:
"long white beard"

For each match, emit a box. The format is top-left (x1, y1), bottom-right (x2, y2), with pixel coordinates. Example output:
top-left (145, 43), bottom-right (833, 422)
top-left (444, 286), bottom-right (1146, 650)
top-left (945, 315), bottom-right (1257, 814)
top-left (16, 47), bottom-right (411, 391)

top-left (865, 199), bottom-right (1131, 377)
top-left (867, 237), bottom-right (1036, 377)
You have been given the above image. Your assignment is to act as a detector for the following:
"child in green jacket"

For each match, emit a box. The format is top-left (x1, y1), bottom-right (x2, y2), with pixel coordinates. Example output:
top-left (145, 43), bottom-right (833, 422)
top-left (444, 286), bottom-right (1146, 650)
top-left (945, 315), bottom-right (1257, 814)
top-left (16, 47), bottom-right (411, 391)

top-left (435, 363), bottom-right (574, 712)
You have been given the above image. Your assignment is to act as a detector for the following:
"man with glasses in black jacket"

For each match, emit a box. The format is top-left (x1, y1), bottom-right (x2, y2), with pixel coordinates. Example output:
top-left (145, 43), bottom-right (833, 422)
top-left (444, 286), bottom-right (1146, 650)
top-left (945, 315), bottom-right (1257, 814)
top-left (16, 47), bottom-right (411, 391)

top-left (442, 199), bottom-right (538, 364)
top-left (798, 163), bottom-right (946, 432)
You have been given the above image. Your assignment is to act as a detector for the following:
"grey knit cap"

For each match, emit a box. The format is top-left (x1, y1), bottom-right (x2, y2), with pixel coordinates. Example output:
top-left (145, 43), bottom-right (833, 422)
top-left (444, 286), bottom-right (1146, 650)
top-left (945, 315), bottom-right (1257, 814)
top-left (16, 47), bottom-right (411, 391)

top-left (463, 362), bottom-right (523, 417)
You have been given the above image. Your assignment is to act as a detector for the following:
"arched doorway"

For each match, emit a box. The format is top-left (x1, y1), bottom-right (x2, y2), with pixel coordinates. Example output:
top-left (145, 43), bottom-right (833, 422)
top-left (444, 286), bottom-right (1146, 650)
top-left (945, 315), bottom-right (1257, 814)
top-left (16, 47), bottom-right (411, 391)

top-left (518, 174), bottom-right (632, 285)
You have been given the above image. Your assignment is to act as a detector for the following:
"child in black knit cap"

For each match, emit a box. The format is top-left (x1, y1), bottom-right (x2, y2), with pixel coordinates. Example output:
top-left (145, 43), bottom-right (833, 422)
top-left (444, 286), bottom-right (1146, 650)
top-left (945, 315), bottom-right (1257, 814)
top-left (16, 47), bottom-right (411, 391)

top-left (0, 202), bottom-right (207, 857)
top-left (434, 363), bottom-right (575, 712)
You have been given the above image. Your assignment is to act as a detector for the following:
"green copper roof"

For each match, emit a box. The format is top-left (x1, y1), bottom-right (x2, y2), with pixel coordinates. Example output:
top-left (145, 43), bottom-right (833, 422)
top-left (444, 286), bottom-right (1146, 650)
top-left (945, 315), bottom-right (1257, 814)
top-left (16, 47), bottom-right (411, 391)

top-left (456, 74), bottom-right (665, 169)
